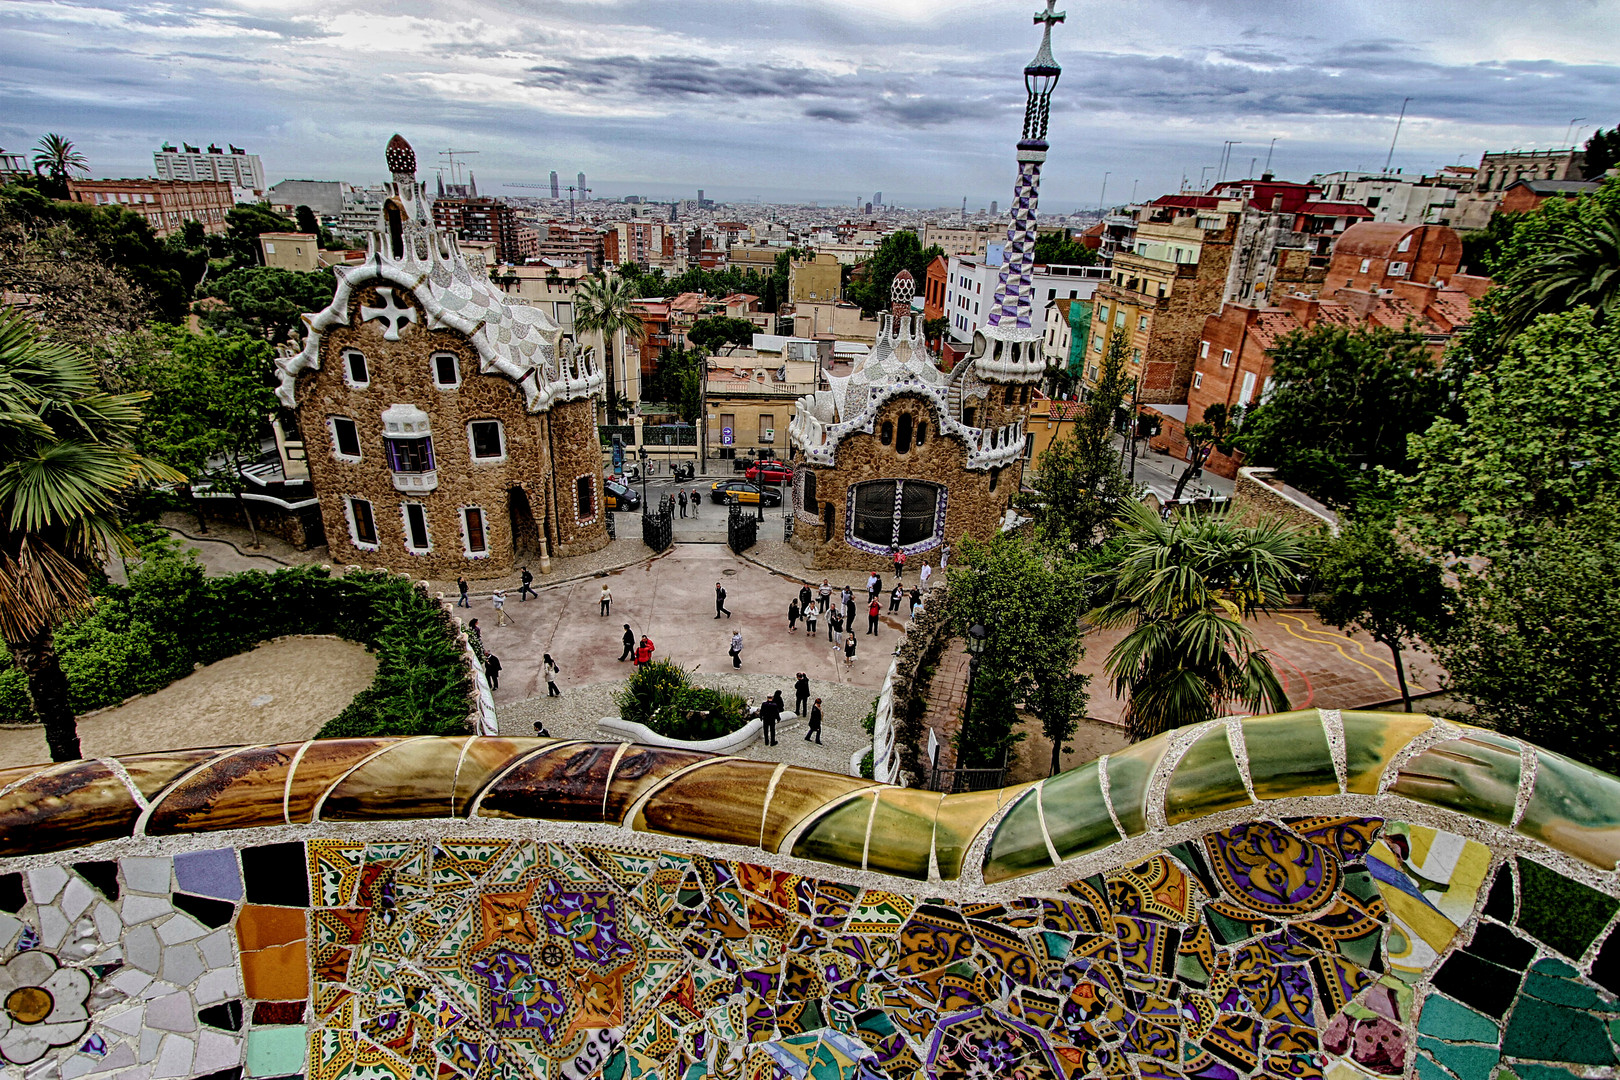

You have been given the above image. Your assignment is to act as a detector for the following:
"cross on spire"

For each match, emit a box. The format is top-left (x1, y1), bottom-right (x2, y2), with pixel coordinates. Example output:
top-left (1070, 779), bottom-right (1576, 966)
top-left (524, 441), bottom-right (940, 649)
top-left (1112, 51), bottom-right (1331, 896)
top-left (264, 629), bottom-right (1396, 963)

top-left (1034, 0), bottom-right (1065, 29)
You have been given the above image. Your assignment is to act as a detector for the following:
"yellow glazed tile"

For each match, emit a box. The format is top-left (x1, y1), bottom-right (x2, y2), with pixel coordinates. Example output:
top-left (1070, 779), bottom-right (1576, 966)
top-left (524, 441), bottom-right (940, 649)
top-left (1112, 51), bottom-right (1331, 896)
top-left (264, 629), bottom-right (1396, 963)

top-left (934, 783), bottom-right (1035, 881)
top-left (1340, 712), bottom-right (1435, 794)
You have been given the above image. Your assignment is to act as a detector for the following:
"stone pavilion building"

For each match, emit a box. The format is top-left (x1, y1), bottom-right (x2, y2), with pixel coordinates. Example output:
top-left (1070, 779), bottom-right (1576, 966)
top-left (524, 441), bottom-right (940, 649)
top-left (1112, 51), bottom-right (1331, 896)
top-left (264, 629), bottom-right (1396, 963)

top-left (274, 135), bottom-right (608, 577)
top-left (786, 5), bottom-right (1066, 570)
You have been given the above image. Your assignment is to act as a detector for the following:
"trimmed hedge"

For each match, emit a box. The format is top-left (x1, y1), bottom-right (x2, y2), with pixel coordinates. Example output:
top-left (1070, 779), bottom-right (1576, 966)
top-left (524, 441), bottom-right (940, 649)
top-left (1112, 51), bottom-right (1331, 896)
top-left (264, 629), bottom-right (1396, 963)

top-left (1, 534), bottom-right (472, 737)
top-left (615, 660), bottom-right (748, 742)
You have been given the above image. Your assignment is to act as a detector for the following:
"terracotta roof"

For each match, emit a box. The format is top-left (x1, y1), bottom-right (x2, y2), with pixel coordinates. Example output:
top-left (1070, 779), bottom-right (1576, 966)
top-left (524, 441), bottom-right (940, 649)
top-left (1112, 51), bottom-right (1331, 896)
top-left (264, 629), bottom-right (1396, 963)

top-left (1300, 201), bottom-right (1374, 218)
top-left (1248, 310), bottom-right (1303, 350)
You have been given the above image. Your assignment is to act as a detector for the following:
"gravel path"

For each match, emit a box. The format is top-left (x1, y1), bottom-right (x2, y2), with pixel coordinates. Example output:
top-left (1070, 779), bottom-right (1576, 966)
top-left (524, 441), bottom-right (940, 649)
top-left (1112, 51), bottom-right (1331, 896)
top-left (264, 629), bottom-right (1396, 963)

top-left (497, 672), bottom-right (877, 775)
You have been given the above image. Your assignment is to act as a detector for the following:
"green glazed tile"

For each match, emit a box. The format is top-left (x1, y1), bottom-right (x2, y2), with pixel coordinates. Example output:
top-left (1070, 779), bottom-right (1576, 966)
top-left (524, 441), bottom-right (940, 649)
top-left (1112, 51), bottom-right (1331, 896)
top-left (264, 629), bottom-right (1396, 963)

top-left (1414, 1054), bottom-right (1454, 1080)
top-left (1500, 997), bottom-right (1617, 1065)
top-left (1104, 738), bottom-right (1169, 837)
top-left (1392, 731), bottom-right (1522, 826)
top-left (863, 789), bottom-right (941, 881)
top-left (1522, 971), bottom-right (1610, 1011)
top-left (1418, 995), bottom-right (1501, 1043)
top-left (1340, 711), bottom-right (1434, 794)
top-left (1530, 957), bottom-right (1580, 977)
top-left (1511, 1067), bottom-right (1578, 1080)
top-left (245, 1026), bottom-right (307, 1078)
top-left (1040, 761), bottom-right (1121, 863)
top-left (1419, 1035), bottom-right (1500, 1080)
top-left (1515, 858), bottom-right (1620, 960)
top-left (1242, 711), bottom-right (1339, 799)
top-left (935, 783), bottom-right (1033, 881)
top-left (982, 788), bottom-right (1055, 884)
top-left (1518, 749), bottom-right (1620, 871)
top-left (1164, 725), bottom-right (1251, 826)
top-left (790, 793), bottom-right (875, 873)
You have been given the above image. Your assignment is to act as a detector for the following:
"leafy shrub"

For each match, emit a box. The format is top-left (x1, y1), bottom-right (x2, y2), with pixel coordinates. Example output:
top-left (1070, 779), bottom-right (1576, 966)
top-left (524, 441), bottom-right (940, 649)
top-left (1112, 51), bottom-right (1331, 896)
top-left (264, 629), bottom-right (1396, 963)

top-left (615, 660), bottom-right (748, 742)
top-left (860, 749), bottom-right (874, 780)
top-left (0, 655), bottom-right (36, 724)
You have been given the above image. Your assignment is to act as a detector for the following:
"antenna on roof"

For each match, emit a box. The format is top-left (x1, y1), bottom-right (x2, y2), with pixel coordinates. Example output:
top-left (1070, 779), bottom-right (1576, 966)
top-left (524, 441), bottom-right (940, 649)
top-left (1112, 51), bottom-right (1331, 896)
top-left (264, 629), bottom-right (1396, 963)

top-left (1383, 98), bottom-right (1411, 174)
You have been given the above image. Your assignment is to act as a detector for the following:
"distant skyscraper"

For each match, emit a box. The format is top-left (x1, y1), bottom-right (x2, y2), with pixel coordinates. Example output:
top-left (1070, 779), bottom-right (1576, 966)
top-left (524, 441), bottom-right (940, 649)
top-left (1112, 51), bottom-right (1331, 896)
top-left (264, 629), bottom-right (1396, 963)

top-left (550, 171), bottom-right (559, 199)
top-left (854, 194), bottom-right (861, 208)
top-left (578, 172), bottom-right (587, 197)
top-left (991, 200), bottom-right (998, 216)
top-left (962, 196), bottom-right (968, 220)
top-left (697, 189), bottom-right (704, 205)
top-left (874, 191), bottom-right (882, 206)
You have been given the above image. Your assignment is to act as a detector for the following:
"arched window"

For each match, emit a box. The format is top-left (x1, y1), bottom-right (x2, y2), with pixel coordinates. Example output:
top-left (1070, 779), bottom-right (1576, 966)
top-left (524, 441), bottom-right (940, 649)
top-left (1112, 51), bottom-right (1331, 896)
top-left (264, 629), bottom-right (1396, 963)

top-left (800, 469), bottom-right (818, 512)
top-left (989, 467), bottom-right (1001, 492)
top-left (385, 201), bottom-right (405, 260)
top-left (880, 420), bottom-right (893, 445)
top-left (1004, 386), bottom-right (1015, 405)
top-left (916, 420), bottom-right (928, 445)
top-left (846, 480), bottom-right (944, 554)
top-left (896, 414), bottom-right (913, 454)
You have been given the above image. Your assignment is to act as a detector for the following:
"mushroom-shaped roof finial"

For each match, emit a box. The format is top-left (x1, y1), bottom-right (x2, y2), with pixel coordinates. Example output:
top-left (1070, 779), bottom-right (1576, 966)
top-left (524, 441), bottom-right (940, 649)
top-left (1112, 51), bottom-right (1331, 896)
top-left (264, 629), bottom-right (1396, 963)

top-left (385, 134), bottom-right (416, 179)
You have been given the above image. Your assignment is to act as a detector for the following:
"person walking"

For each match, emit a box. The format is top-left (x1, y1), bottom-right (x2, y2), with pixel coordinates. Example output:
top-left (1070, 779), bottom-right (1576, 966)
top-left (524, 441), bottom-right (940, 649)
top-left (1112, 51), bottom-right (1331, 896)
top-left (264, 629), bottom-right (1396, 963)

top-left (678, 489), bottom-right (688, 518)
top-left (457, 577), bottom-right (471, 608)
top-left (729, 630), bottom-right (744, 668)
top-left (868, 598), bottom-right (882, 635)
top-left (818, 580), bottom-right (832, 613)
top-left (690, 488), bottom-right (701, 517)
top-left (492, 589), bottom-right (511, 626)
top-left (920, 561), bottom-right (933, 589)
top-left (804, 699), bottom-right (822, 744)
top-left (940, 544), bottom-right (951, 571)
top-left (804, 602), bottom-right (818, 639)
top-left (828, 607), bottom-right (843, 643)
top-left (715, 582), bottom-right (731, 619)
top-left (908, 587), bottom-right (922, 614)
top-left (619, 624), bottom-right (635, 661)
top-left (844, 596), bottom-right (857, 638)
top-left (844, 632), bottom-right (857, 668)
top-left (892, 546), bottom-right (905, 579)
top-left (760, 691), bottom-right (781, 746)
top-left (484, 652), bottom-right (502, 690)
top-left (634, 636), bottom-right (654, 667)
top-left (599, 583), bottom-right (612, 616)
top-left (798, 583), bottom-right (813, 614)
top-left (519, 566), bottom-right (536, 601)
top-left (889, 584), bottom-right (903, 614)
top-left (794, 673), bottom-right (810, 716)
top-left (788, 597), bottom-right (801, 633)
top-left (543, 654), bottom-right (561, 696)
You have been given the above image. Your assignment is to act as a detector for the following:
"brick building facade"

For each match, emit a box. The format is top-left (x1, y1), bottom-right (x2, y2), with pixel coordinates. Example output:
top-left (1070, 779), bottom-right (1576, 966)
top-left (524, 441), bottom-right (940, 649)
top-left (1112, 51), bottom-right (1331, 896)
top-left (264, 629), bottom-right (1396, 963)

top-left (65, 177), bottom-right (234, 237)
top-left (274, 136), bottom-right (607, 578)
top-left (430, 197), bottom-right (536, 266)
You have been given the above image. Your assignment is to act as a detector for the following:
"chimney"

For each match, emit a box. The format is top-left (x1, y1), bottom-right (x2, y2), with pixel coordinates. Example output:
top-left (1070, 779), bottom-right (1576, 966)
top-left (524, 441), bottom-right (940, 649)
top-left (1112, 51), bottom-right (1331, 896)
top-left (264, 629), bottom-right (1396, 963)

top-left (1279, 294), bottom-right (1321, 326)
top-left (1261, 172), bottom-right (1275, 182)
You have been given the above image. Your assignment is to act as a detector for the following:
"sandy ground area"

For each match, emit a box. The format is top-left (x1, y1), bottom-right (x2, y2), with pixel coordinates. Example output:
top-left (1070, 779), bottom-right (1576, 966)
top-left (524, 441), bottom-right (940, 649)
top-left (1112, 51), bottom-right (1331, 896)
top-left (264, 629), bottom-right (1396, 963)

top-left (0, 636), bottom-right (376, 770)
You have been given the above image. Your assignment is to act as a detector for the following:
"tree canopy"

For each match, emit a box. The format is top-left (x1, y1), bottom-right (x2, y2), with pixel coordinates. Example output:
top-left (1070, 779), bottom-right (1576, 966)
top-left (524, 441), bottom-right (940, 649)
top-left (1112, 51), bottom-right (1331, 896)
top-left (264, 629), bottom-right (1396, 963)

top-left (844, 232), bottom-right (943, 316)
top-left (1236, 322), bottom-right (1445, 506)
top-left (196, 265), bottom-right (336, 345)
top-left (1033, 231), bottom-right (1097, 267)
top-left (1584, 125), bottom-right (1620, 180)
top-left (686, 316), bottom-right (757, 354)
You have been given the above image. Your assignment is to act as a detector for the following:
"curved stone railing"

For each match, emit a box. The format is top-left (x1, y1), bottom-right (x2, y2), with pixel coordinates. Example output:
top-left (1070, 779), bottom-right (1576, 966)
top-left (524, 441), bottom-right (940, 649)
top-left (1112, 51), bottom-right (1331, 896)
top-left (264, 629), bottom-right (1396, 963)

top-left (1, 710), bottom-right (1617, 1080)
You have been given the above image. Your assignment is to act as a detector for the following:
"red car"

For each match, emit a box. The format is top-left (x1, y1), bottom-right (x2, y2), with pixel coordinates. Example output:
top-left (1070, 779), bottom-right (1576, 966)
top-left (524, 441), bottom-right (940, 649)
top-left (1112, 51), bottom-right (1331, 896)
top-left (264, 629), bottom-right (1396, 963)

top-left (745, 459), bottom-right (793, 483)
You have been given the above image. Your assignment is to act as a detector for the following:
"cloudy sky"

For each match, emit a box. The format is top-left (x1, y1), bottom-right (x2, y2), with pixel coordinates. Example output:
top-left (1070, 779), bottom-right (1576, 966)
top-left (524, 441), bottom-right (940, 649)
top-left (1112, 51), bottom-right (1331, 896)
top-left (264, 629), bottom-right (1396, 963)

top-left (2, 0), bottom-right (1616, 211)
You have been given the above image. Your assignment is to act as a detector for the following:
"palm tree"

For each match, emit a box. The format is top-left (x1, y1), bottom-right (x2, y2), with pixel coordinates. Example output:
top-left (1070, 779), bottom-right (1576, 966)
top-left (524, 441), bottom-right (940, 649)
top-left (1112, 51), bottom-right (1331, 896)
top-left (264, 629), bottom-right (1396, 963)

top-left (1089, 500), bottom-right (1310, 741)
top-left (0, 308), bottom-right (182, 761)
top-left (574, 273), bottom-right (646, 425)
top-left (31, 134), bottom-right (89, 190)
top-left (1498, 201), bottom-right (1620, 340)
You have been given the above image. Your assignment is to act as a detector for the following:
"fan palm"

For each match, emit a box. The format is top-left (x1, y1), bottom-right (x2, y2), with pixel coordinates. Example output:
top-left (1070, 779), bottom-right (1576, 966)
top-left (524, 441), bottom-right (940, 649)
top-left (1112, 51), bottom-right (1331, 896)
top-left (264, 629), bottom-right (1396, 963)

top-left (574, 273), bottom-right (646, 425)
top-left (1089, 500), bottom-right (1310, 741)
top-left (0, 307), bottom-right (183, 761)
top-left (31, 133), bottom-right (88, 186)
top-left (1498, 202), bottom-right (1620, 341)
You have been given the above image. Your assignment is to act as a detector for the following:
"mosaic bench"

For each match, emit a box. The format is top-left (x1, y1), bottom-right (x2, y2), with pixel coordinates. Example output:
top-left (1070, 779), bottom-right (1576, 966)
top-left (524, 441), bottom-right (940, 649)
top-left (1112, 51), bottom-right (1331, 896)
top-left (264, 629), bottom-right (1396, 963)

top-left (0, 709), bottom-right (1616, 1080)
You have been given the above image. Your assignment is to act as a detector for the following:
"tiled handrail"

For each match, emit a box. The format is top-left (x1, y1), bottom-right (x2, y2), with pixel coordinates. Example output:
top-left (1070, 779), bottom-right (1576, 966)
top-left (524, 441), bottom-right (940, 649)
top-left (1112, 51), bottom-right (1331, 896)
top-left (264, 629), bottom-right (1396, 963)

top-left (0, 710), bottom-right (1615, 885)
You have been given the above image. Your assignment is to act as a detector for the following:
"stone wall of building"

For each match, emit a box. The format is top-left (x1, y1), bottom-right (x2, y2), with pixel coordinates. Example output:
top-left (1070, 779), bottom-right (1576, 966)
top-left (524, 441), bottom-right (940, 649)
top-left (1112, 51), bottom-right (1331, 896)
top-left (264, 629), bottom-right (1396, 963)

top-left (547, 398), bottom-right (611, 558)
top-left (295, 283), bottom-right (603, 578)
top-left (1232, 466), bottom-right (1339, 532)
top-left (790, 393), bottom-right (1020, 571)
top-left (189, 496), bottom-right (326, 550)
top-left (3, 714), bottom-right (1620, 1080)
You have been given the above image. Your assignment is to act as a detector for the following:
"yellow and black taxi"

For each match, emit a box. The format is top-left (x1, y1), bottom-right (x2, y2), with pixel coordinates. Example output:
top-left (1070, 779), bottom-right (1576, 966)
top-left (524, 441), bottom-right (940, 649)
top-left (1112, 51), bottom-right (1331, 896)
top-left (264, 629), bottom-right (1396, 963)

top-left (604, 477), bottom-right (641, 511)
top-left (709, 479), bottom-right (783, 506)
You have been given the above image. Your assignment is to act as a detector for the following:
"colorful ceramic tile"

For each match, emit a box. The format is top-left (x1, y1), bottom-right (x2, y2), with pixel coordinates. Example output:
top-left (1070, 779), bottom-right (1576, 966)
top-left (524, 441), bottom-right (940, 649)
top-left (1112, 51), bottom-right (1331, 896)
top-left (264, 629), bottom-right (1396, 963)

top-left (1165, 725), bottom-right (1253, 826)
top-left (475, 742), bottom-right (614, 823)
top-left (1338, 713), bottom-right (1433, 795)
top-left (145, 745), bottom-right (300, 835)
top-left (1517, 749), bottom-right (1620, 871)
top-left (1243, 712), bottom-right (1340, 800)
top-left (935, 784), bottom-right (1032, 882)
top-left (1391, 732), bottom-right (1523, 826)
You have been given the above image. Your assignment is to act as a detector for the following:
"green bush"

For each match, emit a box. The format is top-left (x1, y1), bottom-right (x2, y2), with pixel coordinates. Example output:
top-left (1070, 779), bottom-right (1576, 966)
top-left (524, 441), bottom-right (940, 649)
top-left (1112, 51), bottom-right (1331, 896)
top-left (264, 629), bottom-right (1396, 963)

top-left (23, 536), bottom-right (473, 739)
top-left (0, 656), bottom-right (36, 724)
top-left (615, 660), bottom-right (748, 742)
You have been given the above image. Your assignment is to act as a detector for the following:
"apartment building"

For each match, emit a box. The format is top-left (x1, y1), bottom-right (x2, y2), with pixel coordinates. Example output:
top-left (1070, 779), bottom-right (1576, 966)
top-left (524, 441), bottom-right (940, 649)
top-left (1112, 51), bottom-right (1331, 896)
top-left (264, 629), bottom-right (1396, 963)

top-left (154, 143), bottom-right (264, 194)
top-left (431, 198), bottom-right (536, 265)
top-left (65, 178), bottom-right (234, 236)
top-left (603, 220), bottom-right (675, 271)
top-left (943, 255), bottom-right (1105, 343)
top-left (787, 252), bottom-right (842, 303)
top-left (920, 223), bottom-right (995, 257)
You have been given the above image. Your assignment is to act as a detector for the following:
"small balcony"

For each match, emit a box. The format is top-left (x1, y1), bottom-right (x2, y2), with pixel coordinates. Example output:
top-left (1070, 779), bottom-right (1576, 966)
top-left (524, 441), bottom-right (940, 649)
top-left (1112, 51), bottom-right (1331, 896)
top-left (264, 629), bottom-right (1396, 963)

top-left (392, 470), bottom-right (438, 493)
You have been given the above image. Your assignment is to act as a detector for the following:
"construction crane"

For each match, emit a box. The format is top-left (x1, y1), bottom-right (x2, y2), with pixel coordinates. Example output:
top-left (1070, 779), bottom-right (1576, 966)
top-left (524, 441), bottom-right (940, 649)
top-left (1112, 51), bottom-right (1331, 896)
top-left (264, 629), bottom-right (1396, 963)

top-left (437, 148), bottom-right (479, 192)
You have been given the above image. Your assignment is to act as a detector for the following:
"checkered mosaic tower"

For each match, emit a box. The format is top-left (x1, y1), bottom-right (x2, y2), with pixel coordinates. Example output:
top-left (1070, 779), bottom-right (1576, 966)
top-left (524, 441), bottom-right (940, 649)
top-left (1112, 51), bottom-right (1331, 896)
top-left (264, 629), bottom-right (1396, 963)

top-left (978, 1), bottom-right (1065, 378)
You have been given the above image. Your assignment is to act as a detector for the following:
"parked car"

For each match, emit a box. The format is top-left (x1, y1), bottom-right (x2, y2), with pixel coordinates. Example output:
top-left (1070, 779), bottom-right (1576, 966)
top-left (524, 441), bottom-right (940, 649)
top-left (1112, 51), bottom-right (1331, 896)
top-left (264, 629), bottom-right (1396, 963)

top-left (709, 479), bottom-right (782, 506)
top-left (745, 459), bottom-right (793, 484)
top-left (604, 477), bottom-right (641, 511)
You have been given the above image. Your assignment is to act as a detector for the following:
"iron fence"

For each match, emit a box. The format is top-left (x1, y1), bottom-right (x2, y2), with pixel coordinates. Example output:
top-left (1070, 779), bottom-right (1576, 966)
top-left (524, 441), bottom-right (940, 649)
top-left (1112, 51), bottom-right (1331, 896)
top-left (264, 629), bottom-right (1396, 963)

top-left (928, 766), bottom-right (1007, 794)
top-left (598, 424), bottom-right (635, 447)
top-left (727, 503), bottom-right (757, 554)
top-left (643, 495), bottom-right (673, 552)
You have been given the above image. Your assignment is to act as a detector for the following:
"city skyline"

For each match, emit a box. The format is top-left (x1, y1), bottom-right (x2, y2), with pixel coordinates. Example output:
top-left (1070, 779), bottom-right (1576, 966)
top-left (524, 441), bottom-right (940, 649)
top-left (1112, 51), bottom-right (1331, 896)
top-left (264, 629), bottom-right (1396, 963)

top-left (2, 0), bottom-right (1615, 210)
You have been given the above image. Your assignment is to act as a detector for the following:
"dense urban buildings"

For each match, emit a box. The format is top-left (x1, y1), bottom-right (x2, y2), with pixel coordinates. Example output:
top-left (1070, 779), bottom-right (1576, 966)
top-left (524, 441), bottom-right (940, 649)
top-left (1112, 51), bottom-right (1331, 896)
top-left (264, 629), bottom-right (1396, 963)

top-left (64, 177), bottom-right (234, 236)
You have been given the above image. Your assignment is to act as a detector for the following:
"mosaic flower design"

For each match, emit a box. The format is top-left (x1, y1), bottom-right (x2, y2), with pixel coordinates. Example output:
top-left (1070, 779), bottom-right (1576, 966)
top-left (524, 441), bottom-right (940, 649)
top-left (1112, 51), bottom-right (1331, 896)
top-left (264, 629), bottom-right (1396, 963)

top-left (0, 951), bottom-right (93, 1066)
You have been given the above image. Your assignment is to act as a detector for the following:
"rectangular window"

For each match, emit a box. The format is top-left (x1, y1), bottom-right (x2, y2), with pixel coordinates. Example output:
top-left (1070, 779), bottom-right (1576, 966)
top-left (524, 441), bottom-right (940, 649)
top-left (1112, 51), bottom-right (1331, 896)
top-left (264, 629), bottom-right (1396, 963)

top-left (403, 503), bottom-right (430, 551)
top-left (386, 438), bottom-right (434, 472)
top-left (1193, 372), bottom-right (1204, 389)
top-left (432, 352), bottom-right (460, 387)
top-left (330, 417), bottom-right (361, 460)
top-left (1240, 371), bottom-right (1257, 405)
top-left (1138, 316), bottom-right (1148, 331)
top-left (1114, 310), bottom-right (1126, 328)
top-left (1359, 258), bottom-right (1372, 274)
top-left (759, 414), bottom-right (774, 441)
top-left (1098, 305), bottom-right (1109, 323)
top-left (348, 498), bottom-right (377, 546)
top-left (1221, 349), bottom-right (1233, 367)
top-left (469, 420), bottom-right (504, 460)
top-left (344, 350), bottom-right (368, 386)
top-left (462, 507), bottom-right (488, 555)
top-left (576, 475), bottom-right (596, 521)
top-left (1200, 340), bottom-right (1210, 358)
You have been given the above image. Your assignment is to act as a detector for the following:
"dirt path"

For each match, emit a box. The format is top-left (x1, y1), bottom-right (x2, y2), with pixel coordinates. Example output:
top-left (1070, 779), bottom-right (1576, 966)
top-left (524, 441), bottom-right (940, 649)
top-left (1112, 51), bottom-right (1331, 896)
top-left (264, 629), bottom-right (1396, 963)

top-left (0, 636), bottom-right (377, 770)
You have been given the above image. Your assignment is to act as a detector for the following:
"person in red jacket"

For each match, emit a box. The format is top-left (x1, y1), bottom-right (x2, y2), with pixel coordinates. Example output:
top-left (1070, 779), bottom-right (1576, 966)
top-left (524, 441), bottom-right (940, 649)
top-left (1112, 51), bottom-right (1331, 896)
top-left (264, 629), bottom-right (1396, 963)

top-left (867, 598), bottom-right (882, 635)
top-left (634, 636), bottom-right (654, 667)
